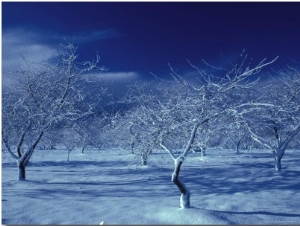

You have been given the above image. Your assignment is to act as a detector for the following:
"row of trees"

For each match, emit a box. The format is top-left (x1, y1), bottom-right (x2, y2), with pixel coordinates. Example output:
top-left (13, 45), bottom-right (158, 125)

top-left (2, 44), bottom-right (300, 208)
top-left (117, 54), bottom-right (300, 208)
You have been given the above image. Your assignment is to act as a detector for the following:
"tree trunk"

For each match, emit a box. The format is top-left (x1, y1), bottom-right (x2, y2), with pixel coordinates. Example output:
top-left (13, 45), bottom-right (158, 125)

top-left (274, 153), bottom-right (282, 171)
top-left (236, 133), bottom-right (245, 155)
top-left (131, 140), bottom-right (135, 154)
top-left (201, 147), bottom-right (206, 158)
top-left (180, 188), bottom-right (190, 209)
top-left (15, 130), bottom-right (46, 181)
top-left (18, 162), bottom-right (26, 181)
top-left (172, 158), bottom-right (190, 208)
top-left (273, 147), bottom-right (285, 171)
top-left (67, 150), bottom-right (71, 162)
top-left (81, 144), bottom-right (87, 154)
top-left (141, 152), bottom-right (147, 166)
top-left (236, 139), bottom-right (241, 155)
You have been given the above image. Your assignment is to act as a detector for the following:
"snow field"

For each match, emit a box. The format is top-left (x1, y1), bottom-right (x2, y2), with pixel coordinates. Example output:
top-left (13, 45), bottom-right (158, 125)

top-left (2, 148), bottom-right (300, 224)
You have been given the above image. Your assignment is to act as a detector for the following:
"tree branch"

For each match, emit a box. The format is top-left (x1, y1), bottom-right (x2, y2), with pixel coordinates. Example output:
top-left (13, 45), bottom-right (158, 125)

top-left (2, 139), bottom-right (18, 160)
top-left (280, 126), bottom-right (300, 150)
top-left (182, 123), bottom-right (200, 158)
top-left (160, 142), bottom-right (176, 161)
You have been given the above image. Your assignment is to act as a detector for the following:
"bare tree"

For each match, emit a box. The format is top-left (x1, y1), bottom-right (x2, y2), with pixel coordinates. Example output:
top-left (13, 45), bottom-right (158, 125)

top-left (37, 127), bottom-right (63, 150)
top-left (71, 113), bottom-right (111, 154)
top-left (2, 43), bottom-right (106, 180)
top-left (243, 68), bottom-right (300, 171)
top-left (227, 128), bottom-right (247, 154)
top-left (105, 105), bottom-right (159, 166)
top-left (126, 53), bottom-right (278, 208)
top-left (61, 126), bottom-right (81, 162)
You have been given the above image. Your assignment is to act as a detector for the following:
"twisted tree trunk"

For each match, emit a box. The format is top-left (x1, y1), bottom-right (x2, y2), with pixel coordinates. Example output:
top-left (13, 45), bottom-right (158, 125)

top-left (161, 123), bottom-right (199, 208)
top-left (172, 156), bottom-right (190, 208)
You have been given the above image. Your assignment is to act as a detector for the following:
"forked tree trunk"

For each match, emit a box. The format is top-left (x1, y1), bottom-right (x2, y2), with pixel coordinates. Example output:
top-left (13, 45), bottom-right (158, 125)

top-left (271, 126), bottom-right (300, 172)
top-left (172, 158), bottom-right (190, 208)
top-left (161, 123), bottom-right (199, 209)
top-left (16, 129), bottom-right (46, 180)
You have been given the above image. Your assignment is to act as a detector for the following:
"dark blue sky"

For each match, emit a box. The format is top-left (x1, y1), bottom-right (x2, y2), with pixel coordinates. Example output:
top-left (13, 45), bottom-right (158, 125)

top-left (2, 2), bottom-right (300, 80)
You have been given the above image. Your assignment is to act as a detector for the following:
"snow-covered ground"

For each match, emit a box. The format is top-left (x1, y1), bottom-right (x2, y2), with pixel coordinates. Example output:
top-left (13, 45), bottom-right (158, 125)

top-left (2, 148), bottom-right (300, 225)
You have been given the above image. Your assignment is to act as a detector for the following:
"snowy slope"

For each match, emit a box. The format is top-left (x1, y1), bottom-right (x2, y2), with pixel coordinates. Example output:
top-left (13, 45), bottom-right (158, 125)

top-left (2, 148), bottom-right (300, 224)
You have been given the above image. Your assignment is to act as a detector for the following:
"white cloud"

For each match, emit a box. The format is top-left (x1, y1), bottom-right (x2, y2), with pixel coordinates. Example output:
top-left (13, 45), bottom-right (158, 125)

top-left (1, 27), bottom-right (119, 87)
top-left (82, 71), bottom-right (141, 99)
top-left (3, 29), bottom-right (55, 65)
top-left (2, 28), bottom-right (57, 86)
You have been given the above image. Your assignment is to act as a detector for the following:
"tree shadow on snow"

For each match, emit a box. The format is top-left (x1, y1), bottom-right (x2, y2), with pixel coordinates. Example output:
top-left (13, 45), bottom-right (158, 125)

top-left (11, 162), bottom-right (177, 199)
top-left (211, 209), bottom-right (300, 221)
top-left (3, 152), bottom-right (300, 206)
top-left (181, 159), bottom-right (300, 195)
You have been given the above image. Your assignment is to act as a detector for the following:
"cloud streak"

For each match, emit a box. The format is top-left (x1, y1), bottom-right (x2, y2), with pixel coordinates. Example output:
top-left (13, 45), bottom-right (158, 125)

top-left (97, 71), bottom-right (140, 81)
top-left (66, 29), bottom-right (119, 44)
